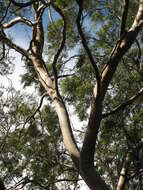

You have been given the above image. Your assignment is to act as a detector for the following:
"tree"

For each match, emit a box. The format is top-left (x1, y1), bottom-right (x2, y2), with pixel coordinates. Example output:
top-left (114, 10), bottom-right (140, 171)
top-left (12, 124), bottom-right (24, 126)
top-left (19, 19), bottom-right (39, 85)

top-left (0, 0), bottom-right (143, 189)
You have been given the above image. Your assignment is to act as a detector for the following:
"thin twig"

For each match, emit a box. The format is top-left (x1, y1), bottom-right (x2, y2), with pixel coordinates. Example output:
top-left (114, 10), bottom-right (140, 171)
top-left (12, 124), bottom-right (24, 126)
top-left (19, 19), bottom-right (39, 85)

top-left (102, 88), bottom-right (143, 118)
top-left (24, 92), bottom-right (48, 127)
top-left (57, 73), bottom-right (75, 79)
top-left (45, 178), bottom-right (82, 189)
top-left (0, 29), bottom-right (29, 59)
top-left (63, 54), bottom-right (81, 65)
top-left (0, 43), bottom-right (5, 62)
top-left (18, 93), bottom-right (48, 139)
top-left (0, 0), bottom-right (11, 24)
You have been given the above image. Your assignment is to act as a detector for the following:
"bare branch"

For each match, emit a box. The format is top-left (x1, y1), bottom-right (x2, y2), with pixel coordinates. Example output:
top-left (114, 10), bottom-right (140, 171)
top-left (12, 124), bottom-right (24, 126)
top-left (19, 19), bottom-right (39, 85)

top-left (29, 3), bottom-right (49, 58)
top-left (120, 0), bottom-right (129, 37)
top-left (63, 54), bottom-right (81, 65)
top-left (24, 92), bottom-right (48, 126)
top-left (2, 17), bottom-right (33, 29)
top-left (117, 140), bottom-right (143, 190)
top-left (117, 151), bottom-right (132, 190)
top-left (102, 88), bottom-right (143, 118)
top-left (0, 30), bottom-right (29, 58)
top-left (76, 0), bottom-right (101, 98)
top-left (135, 39), bottom-right (141, 70)
top-left (45, 178), bottom-right (82, 189)
top-left (57, 73), bottom-right (75, 79)
top-left (79, 2), bottom-right (143, 189)
top-left (129, 39), bottom-right (141, 70)
top-left (0, 43), bottom-right (5, 62)
top-left (48, 5), bottom-right (59, 32)
top-left (136, 39), bottom-right (141, 59)
top-left (0, 1), bottom-right (11, 24)
top-left (18, 92), bottom-right (48, 140)
top-left (11, 0), bottom-right (42, 8)
top-left (129, 0), bottom-right (143, 31)
top-left (51, 3), bottom-right (66, 91)
top-left (101, 1), bottom-right (143, 102)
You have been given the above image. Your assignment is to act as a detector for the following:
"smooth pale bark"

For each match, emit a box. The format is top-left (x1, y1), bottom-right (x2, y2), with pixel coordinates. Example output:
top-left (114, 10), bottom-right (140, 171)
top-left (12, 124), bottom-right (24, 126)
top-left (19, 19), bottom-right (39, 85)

top-left (116, 153), bottom-right (131, 190)
top-left (54, 99), bottom-right (80, 168)
top-left (29, 3), bottom-right (80, 170)
top-left (117, 140), bottom-right (143, 190)
top-left (29, 57), bottom-right (80, 168)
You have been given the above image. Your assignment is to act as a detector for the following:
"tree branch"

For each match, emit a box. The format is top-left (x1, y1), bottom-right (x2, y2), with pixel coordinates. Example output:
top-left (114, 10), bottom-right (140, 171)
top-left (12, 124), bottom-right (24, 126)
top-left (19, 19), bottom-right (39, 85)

top-left (48, 4), bottom-right (59, 32)
top-left (24, 92), bottom-right (48, 126)
top-left (120, 0), bottom-right (129, 37)
top-left (129, 0), bottom-right (143, 31)
top-left (57, 73), bottom-right (75, 79)
top-left (102, 88), bottom-right (143, 118)
top-left (0, 30), bottom-right (29, 58)
top-left (135, 39), bottom-right (141, 70)
top-left (117, 151), bottom-right (132, 190)
top-left (63, 54), bottom-right (81, 65)
top-left (18, 92), bottom-right (48, 140)
top-left (45, 178), bottom-right (82, 189)
top-left (0, 1), bottom-right (11, 24)
top-left (79, 1), bottom-right (143, 189)
top-left (100, 0), bottom-right (143, 101)
top-left (51, 3), bottom-right (66, 92)
top-left (135, 39), bottom-right (141, 62)
top-left (10, 0), bottom-right (42, 8)
top-left (2, 17), bottom-right (33, 29)
top-left (76, 0), bottom-right (101, 98)
top-left (0, 43), bottom-right (5, 62)
top-left (30, 3), bottom-right (46, 58)
top-left (117, 140), bottom-right (143, 190)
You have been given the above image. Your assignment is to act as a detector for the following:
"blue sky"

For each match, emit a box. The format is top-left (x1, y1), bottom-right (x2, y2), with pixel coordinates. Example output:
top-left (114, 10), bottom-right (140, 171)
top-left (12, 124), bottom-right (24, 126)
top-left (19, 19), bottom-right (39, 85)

top-left (1, 6), bottom-right (60, 90)
top-left (5, 6), bottom-right (60, 49)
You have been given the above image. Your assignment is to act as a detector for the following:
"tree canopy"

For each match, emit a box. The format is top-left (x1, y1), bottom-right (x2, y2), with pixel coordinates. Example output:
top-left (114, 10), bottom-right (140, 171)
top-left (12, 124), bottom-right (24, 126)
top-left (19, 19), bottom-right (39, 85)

top-left (0, 0), bottom-right (143, 190)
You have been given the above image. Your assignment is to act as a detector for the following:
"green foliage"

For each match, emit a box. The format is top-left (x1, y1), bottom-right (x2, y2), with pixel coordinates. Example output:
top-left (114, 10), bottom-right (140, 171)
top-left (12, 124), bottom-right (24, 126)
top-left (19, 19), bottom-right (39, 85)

top-left (0, 87), bottom-right (78, 189)
top-left (61, 54), bottom-right (94, 120)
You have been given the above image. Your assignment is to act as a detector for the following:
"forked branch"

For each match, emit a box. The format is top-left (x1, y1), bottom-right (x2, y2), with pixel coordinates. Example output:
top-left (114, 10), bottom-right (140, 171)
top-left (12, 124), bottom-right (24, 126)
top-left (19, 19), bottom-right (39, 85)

top-left (101, 0), bottom-right (143, 101)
